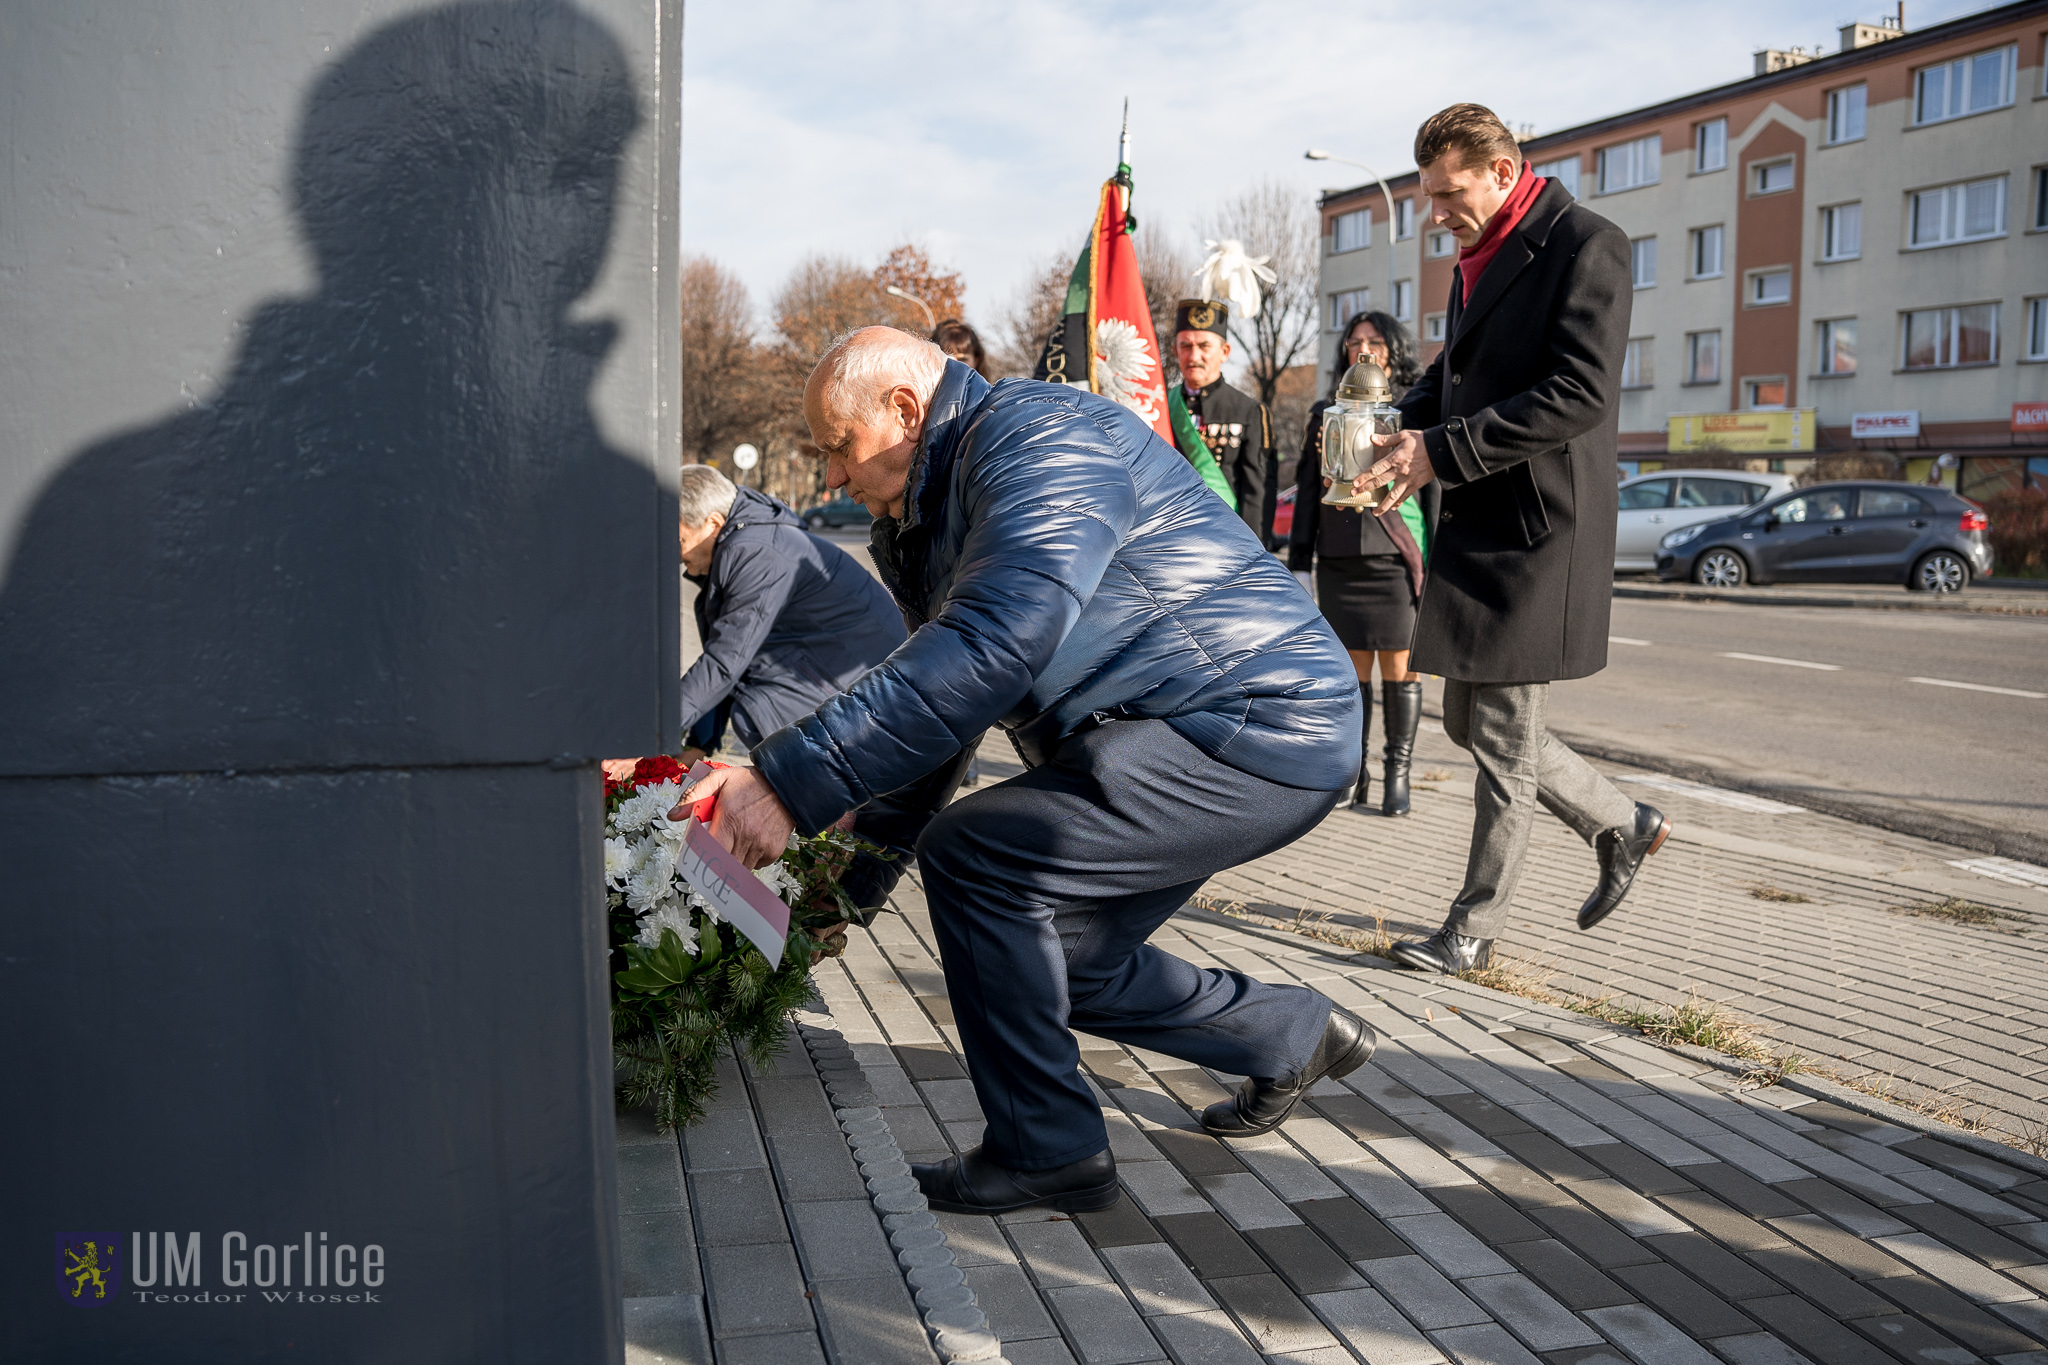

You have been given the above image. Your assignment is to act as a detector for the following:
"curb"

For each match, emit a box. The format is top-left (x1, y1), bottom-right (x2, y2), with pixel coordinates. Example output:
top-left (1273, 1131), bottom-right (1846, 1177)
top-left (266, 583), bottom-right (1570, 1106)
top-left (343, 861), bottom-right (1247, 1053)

top-left (1613, 583), bottom-right (2048, 617)
top-left (1173, 904), bottom-right (2048, 1177)
top-left (795, 1020), bottom-right (1006, 1365)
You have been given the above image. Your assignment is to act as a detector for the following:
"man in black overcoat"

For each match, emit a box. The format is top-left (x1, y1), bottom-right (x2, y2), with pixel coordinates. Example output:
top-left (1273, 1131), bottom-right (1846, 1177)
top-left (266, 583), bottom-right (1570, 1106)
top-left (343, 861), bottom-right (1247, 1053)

top-left (1350, 104), bottom-right (1673, 973)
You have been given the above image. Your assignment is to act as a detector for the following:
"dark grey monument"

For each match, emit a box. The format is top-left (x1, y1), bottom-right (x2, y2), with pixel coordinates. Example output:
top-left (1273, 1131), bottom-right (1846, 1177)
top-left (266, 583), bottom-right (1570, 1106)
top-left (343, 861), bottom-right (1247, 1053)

top-left (0, 3), bottom-right (681, 1359)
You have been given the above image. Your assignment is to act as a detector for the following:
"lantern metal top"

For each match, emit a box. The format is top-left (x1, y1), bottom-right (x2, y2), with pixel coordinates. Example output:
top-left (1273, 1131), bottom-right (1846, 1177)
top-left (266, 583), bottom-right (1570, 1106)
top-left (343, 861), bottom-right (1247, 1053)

top-left (1335, 357), bottom-right (1393, 404)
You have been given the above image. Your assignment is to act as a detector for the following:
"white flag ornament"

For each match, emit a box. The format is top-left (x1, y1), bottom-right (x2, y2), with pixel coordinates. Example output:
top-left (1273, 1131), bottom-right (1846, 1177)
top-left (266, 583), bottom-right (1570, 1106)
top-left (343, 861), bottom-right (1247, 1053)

top-left (677, 761), bottom-right (793, 967)
top-left (1191, 240), bottom-right (1275, 321)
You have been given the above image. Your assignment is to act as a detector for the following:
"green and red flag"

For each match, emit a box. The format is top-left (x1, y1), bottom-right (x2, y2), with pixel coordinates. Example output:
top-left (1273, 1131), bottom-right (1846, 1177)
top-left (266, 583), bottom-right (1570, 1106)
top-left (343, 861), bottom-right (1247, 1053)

top-left (1032, 130), bottom-right (1234, 507)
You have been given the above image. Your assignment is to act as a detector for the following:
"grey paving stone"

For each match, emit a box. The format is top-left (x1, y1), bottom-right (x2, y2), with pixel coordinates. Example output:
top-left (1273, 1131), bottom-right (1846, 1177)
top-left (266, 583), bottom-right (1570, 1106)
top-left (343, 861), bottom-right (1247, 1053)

top-left (1001, 1339), bottom-right (1082, 1365)
top-left (1428, 1321), bottom-right (1546, 1365)
top-left (1737, 1295), bottom-right (1896, 1365)
top-left (1372, 1135), bottom-right (1481, 1189)
top-left (1464, 1155), bottom-right (1581, 1212)
top-left (1499, 1238), bottom-right (1635, 1310)
top-left (1402, 1108), bottom-right (1507, 1162)
top-left (1689, 1130), bottom-right (1813, 1186)
top-left (1568, 1180), bottom-right (1692, 1239)
top-left (811, 1274), bottom-right (941, 1365)
top-left (1436, 1091), bottom-right (1540, 1138)
top-left (1077, 1197), bottom-right (1169, 1250)
top-left (1207, 1272), bottom-right (1341, 1355)
top-left (1583, 1303), bottom-right (1724, 1365)
top-left (966, 1261), bottom-right (1063, 1340)
top-left (1149, 1126), bottom-right (1249, 1178)
top-left (750, 1076), bottom-right (841, 1134)
top-left (1894, 1202), bottom-right (2048, 1270)
top-left (1357, 1255), bottom-right (1490, 1330)
top-left (1309, 1092), bottom-right (1411, 1141)
top-left (1243, 1224), bottom-right (1367, 1295)
top-left (1528, 1202), bottom-right (1661, 1269)
top-left (1702, 1332), bottom-right (1818, 1365)
top-left (1852, 1312), bottom-right (1995, 1364)
top-left (1304, 1286), bottom-right (1447, 1364)
top-left (787, 1198), bottom-right (893, 1279)
top-left (1198, 1172), bottom-right (1302, 1230)
top-left (1461, 1271), bottom-right (1606, 1350)
top-left (623, 1294), bottom-right (715, 1365)
top-left (622, 1209), bottom-right (701, 1298)
top-left (1638, 1232), bottom-right (1785, 1301)
top-left (885, 1103), bottom-right (950, 1157)
top-left (1044, 1281), bottom-right (1171, 1364)
top-left (924, 1212), bottom-right (1012, 1268)
top-left (710, 1330), bottom-right (825, 1365)
top-left (703, 1239), bottom-right (813, 1338)
top-left (1896, 1169), bottom-right (2035, 1225)
top-left (1011, 1215), bottom-right (1114, 1288)
top-left (1990, 1296), bottom-right (2048, 1343)
top-left (1876, 1274), bottom-right (2046, 1357)
top-left (1609, 1262), bottom-right (1756, 1339)
top-left (1103, 1241), bottom-right (1221, 1316)
top-left (918, 1077), bottom-right (985, 1123)
top-left (767, 1130), bottom-right (868, 1202)
top-left (1876, 1234), bottom-right (2035, 1305)
top-left (691, 1167), bottom-right (789, 1247)
top-left (1385, 1211), bottom-right (1515, 1278)
top-left (1684, 1162), bottom-right (1806, 1220)
top-left (619, 1141), bottom-right (688, 1213)
top-left (1894, 1138), bottom-right (2033, 1192)
top-left (1582, 1139), bottom-right (1704, 1196)
top-left (1226, 1141), bottom-right (1346, 1204)
top-left (1511, 1099), bottom-right (1616, 1149)
top-left (1293, 1196), bottom-right (1409, 1261)
top-left (1766, 1213), bottom-right (1915, 1281)
top-left (1147, 1308), bottom-right (1265, 1365)
top-left (1156, 1210), bottom-right (1269, 1280)
top-left (1326, 1158), bottom-right (1444, 1217)
top-left (1432, 1183), bottom-right (1547, 1244)
top-left (1124, 1161), bottom-right (1221, 1218)
top-left (1657, 1190), bottom-right (1792, 1250)
top-left (1498, 1131), bottom-right (1609, 1184)
top-left (1778, 1178), bottom-right (1915, 1238)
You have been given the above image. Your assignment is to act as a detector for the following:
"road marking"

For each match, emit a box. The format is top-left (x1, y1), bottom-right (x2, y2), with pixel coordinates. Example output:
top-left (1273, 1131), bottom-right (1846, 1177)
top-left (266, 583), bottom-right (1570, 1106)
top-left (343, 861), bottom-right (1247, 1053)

top-left (1948, 856), bottom-right (2048, 890)
top-left (1908, 676), bottom-right (2046, 700)
top-left (1721, 652), bottom-right (1841, 671)
top-left (1617, 773), bottom-right (1808, 815)
top-left (1609, 636), bottom-right (1652, 646)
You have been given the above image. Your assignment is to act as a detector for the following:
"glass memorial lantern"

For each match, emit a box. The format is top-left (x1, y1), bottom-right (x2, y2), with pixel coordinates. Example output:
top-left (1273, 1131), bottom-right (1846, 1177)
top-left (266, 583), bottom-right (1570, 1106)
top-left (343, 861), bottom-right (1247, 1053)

top-left (1319, 357), bottom-right (1402, 509)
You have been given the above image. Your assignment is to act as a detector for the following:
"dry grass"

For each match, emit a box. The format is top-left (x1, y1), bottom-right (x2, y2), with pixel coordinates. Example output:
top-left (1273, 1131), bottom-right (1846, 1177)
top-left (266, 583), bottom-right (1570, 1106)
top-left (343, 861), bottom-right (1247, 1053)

top-left (1188, 894), bottom-right (1395, 959)
top-left (1821, 1066), bottom-right (1997, 1136)
top-left (1749, 885), bottom-right (1813, 904)
top-left (1888, 897), bottom-right (2028, 934)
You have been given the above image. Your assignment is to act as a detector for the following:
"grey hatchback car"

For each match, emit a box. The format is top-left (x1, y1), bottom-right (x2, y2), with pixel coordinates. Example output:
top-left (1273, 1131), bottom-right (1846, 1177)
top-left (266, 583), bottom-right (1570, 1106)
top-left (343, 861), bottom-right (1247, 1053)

top-left (1655, 481), bottom-right (1993, 591)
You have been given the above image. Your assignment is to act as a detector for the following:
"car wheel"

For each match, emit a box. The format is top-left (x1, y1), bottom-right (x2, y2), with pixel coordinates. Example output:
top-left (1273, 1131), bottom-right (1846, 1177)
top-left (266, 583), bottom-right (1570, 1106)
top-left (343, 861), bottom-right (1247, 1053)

top-left (1693, 549), bottom-right (1747, 589)
top-left (1910, 549), bottom-right (1969, 593)
top-left (805, 513), bottom-right (826, 531)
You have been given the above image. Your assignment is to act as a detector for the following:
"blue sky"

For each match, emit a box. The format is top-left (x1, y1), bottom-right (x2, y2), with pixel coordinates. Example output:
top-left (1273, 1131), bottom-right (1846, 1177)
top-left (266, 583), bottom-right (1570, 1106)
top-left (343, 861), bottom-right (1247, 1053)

top-left (680, 0), bottom-right (1991, 335)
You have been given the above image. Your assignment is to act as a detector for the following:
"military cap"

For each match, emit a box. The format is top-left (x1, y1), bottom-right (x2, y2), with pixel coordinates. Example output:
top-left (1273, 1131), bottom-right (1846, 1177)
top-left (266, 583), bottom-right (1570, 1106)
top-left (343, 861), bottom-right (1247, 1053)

top-left (1173, 298), bottom-right (1229, 337)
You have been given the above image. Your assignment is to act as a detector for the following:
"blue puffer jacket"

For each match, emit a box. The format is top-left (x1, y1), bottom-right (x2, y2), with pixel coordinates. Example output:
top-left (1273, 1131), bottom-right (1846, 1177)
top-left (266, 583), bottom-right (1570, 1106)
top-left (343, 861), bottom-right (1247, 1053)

top-left (752, 362), bottom-right (1362, 836)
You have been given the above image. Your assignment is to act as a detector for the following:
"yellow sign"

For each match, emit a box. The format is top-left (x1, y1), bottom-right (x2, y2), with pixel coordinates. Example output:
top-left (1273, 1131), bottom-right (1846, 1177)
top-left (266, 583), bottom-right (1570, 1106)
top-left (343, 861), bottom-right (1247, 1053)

top-left (1667, 409), bottom-right (1817, 454)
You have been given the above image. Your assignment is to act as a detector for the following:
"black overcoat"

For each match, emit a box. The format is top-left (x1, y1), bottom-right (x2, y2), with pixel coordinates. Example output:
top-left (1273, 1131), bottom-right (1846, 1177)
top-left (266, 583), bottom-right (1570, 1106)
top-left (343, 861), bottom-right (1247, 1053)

top-left (1395, 179), bottom-right (1629, 683)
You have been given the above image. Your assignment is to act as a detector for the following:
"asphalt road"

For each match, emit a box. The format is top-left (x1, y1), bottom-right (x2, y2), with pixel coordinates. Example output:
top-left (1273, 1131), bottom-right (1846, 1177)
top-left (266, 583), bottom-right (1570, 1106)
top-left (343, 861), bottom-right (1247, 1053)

top-left (1532, 596), bottom-right (2048, 855)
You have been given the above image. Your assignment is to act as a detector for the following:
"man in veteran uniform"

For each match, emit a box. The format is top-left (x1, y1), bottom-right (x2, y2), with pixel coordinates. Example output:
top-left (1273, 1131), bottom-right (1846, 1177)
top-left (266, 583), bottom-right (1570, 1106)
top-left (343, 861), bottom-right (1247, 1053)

top-left (1168, 298), bottom-right (1278, 544)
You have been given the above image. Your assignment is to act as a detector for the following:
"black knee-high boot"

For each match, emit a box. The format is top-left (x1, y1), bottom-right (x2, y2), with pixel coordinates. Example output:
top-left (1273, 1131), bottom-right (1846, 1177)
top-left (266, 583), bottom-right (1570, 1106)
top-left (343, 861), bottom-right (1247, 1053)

top-left (1381, 679), bottom-right (1422, 816)
top-left (1346, 682), bottom-right (1372, 810)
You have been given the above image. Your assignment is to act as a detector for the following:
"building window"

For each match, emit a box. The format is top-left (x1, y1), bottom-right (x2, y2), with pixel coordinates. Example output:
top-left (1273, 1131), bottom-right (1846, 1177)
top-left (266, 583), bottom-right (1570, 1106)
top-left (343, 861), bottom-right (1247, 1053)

top-left (1826, 85), bottom-right (1867, 143)
top-left (1532, 155), bottom-right (1579, 199)
top-left (2034, 167), bottom-right (2047, 230)
top-left (1689, 225), bottom-right (1724, 279)
top-left (1392, 279), bottom-right (1414, 322)
top-left (1909, 176), bottom-right (2008, 248)
top-left (2023, 298), bottom-right (2046, 361)
top-left (1622, 338), bottom-right (1655, 389)
top-left (1752, 158), bottom-right (1796, 196)
top-left (1630, 237), bottom-right (1657, 289)
top-left (1686, 331), bottom-right (1721, 384)
top-left (1426, 230), bottom-right (1455, 259)
top-left (1694, 118), bottom-right (1727, 172)
top-left (1598, 135), bottom-right (1661, 194)
top-left (1328, 289), bottom-right (1371, 331)
top-left (1393, 199), bottom-right (1414, 240)
top-left (1902, 303), bottom-right (1999, 369)
top-left (1914, 44), bottom-right (2016, 124)
top-left (1332, 208), bottom-right (1371, 254)
top-left (1745, 378), bottom-right (1788, 410)
top-left (1424, 313), bottom-right (1447, 344)
top-left (1821, 203), bottom-right (1862, 261)
top-left (1818, 319), bottom-right (1857, 374)
top-left (1749, 269), bottom-right (1792, 307)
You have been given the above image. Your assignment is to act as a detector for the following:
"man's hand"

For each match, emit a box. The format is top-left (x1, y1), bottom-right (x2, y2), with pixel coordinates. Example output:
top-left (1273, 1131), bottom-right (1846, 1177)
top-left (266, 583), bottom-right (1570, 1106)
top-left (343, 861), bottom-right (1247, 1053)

top-left (668, 765), bottom-right (795, 870)
top-left (1356, 429), bottom-right (1437, 517)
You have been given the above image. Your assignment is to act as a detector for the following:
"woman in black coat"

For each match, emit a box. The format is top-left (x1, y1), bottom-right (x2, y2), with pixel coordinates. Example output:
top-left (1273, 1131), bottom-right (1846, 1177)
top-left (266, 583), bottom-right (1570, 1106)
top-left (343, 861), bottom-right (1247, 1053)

top-left (1288, 310), bottom-right (1440, 816)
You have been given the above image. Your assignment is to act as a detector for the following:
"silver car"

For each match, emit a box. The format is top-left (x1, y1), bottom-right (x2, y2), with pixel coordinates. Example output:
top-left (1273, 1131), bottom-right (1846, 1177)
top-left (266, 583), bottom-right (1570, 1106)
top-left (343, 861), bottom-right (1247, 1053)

top-left (1614, 469), bottom-right (1793, 571)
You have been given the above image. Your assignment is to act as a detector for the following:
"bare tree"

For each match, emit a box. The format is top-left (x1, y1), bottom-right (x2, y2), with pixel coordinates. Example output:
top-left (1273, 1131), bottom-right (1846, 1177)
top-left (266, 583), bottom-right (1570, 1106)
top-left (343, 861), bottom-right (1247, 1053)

top-left (873, 244), bottom-right (966, 333)
top-left (1137, 229), bottom-right (1195, 389)
top-left (1193, 180), bottom-right (1321, 411)
top-left (995, 251), bottom-right (1074, 379)
top-left (678, 257), bottom-right (778, 478)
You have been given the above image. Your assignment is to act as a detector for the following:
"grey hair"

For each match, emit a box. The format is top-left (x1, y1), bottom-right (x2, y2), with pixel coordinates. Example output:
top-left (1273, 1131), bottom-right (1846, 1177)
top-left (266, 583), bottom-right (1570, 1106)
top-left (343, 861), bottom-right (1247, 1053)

top-left (677, 462), bottom-right (738, 527)
top-left (816, 326), bottom-right (949, 420)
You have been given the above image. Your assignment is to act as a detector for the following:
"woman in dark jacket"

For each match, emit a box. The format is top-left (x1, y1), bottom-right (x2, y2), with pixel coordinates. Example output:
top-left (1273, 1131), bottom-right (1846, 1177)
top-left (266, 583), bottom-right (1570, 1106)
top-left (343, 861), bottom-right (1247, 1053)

top-left (1289, 310), bottom-right (1439, 816)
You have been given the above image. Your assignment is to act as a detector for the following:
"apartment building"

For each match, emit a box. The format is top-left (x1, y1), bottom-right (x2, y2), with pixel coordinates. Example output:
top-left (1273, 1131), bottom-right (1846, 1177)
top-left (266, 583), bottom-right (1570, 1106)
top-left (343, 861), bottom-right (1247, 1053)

top-left (1314, 0), bottom-right (2048, 500)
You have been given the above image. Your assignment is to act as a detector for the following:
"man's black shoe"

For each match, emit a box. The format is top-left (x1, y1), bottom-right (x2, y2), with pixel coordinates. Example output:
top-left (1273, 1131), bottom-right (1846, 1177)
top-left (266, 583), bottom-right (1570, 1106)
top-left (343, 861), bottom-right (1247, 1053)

top-left (1388, 930), bottom-right (1493, 975)
top-left (1200, 1007), bottom-right (1377, 1137)
top-left (1577, 802), bottom-right (1672, 931)
top-left (911, 1146), bottom-right (1120, 1215)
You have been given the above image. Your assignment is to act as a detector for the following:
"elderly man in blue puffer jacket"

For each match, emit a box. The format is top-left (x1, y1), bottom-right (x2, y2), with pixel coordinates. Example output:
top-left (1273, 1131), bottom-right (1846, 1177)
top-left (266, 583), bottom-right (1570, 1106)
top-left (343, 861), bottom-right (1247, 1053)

top-left (681, 327), bottom-right (1376, 1215)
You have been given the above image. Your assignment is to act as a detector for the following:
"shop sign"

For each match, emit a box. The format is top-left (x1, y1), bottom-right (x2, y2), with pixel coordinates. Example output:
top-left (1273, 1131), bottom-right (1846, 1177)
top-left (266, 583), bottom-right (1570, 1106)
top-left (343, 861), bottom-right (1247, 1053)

top-left (2014, 401), bottom-right (2048, 433)
top-left (1667, 409), bottom-right (1818, 454)
top-left (1852, 410), bottom-right (1920, 439)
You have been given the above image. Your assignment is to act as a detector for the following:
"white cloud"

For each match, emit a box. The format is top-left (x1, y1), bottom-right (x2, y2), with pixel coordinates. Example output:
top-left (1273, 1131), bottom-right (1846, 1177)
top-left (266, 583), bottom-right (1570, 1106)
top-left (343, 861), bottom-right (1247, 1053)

top-left (682, 0), bottom-right (1992, 335)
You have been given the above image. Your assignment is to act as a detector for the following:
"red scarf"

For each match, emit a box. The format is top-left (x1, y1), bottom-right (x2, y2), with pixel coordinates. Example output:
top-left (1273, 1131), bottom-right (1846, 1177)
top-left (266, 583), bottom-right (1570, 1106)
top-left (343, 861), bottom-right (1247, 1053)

top-left (1456, 163), bottom-right (1545, 303)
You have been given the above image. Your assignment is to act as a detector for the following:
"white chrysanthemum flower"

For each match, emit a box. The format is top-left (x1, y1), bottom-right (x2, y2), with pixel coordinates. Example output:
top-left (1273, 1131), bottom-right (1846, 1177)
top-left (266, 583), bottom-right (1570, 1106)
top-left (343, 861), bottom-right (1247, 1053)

top-left (625, 840), bottom-right (680, 912)
top-left (635, 898), bottom-right (699, 953)
top-left (603, 836), bottom-right (634, 888)
top-left (756, 860), bottom-right (800, 903)
top-left (613, 781), bottom-right (685, 834)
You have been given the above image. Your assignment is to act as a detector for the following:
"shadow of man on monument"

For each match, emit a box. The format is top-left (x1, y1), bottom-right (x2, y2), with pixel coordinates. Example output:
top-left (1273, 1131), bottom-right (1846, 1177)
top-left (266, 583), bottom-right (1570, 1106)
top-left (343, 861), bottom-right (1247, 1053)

top-left (0, 0), bottom-right (664, 776)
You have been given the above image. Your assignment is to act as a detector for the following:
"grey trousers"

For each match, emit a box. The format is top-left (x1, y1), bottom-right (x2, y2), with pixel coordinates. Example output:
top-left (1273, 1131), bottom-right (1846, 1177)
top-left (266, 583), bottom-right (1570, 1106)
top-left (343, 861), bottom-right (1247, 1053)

top-left (1440, 680), bottom-right (1638, 941)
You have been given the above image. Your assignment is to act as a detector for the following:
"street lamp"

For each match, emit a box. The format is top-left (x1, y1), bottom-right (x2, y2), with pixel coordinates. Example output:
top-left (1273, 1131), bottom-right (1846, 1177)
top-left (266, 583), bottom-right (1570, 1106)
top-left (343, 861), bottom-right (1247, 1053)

top-left (1305, 149), bottom-right (1398, 335)
top-left (884, 285), bottom-right (934, 331)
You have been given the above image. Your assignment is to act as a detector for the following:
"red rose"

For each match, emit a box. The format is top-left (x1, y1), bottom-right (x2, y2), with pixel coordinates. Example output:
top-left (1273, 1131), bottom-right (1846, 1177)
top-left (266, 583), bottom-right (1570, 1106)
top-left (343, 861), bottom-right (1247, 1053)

top-left (632, 754), bottom-right (686, 788)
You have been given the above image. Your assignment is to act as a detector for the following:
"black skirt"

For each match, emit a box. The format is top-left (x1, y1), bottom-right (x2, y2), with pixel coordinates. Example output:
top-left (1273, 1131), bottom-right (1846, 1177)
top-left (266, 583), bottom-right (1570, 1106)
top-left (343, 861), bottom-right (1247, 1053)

top-left (1315, 554), bottom-right (1416, 652)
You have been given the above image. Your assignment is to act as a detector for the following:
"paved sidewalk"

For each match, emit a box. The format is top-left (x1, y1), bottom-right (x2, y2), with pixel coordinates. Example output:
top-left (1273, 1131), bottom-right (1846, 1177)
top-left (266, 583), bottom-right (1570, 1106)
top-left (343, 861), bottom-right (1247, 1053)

top-left (810, 873), bottom-right (2048, 1365)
